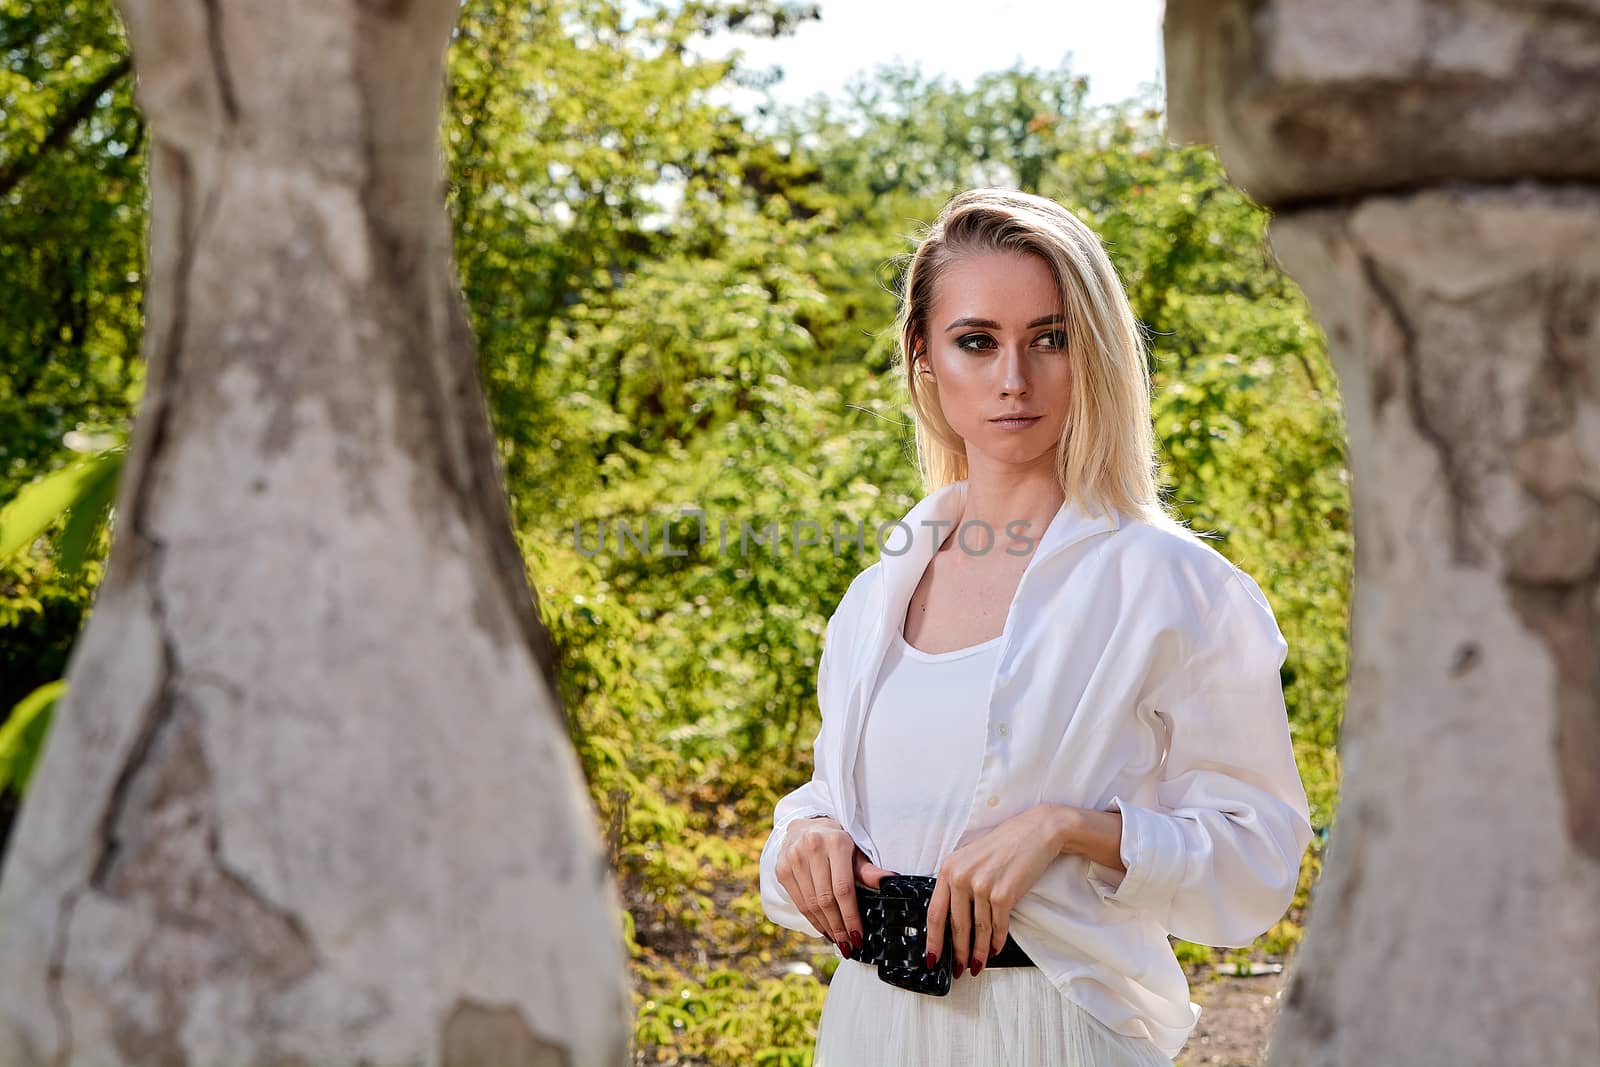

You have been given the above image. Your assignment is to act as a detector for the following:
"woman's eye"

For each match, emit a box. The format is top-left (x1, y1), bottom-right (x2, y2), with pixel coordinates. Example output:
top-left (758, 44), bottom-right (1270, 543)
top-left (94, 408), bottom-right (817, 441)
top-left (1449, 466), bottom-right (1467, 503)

top-left (1037, 330), bottom-right (1067, 350)
top-left (956, 334), bottom-right (995, 352)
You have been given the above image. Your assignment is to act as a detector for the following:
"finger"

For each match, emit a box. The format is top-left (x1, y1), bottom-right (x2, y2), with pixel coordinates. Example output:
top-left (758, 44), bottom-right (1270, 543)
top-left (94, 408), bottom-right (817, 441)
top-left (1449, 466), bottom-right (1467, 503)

top-left (991, 903), bottom-right (1011, 958)
top-left (923, 876), bottom-right (949, 971)
top-left (791, 860), bottom-right (827, 942)
top-left (947, 880), bottom-right (973, 978)
top-left (832, 841), bottom-right (865, 951)
top-left (777, 861), bottom-right (821, 938)
top-left (803, 856), bottom-right (852, 953)
top-left (855, 853), bottom-right (897, 891)
top-left (969, 889), bottom-right (992, 976)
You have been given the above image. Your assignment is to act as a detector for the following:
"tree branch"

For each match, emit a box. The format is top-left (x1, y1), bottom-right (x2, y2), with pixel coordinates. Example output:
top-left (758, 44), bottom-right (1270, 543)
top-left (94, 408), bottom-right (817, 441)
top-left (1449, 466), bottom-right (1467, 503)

top-left (0, 55), bottom-right (132, 198)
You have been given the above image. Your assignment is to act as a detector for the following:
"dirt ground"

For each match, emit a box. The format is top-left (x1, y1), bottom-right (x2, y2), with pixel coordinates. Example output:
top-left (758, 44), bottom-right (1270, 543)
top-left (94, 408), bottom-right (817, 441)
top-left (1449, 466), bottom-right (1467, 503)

top-left (1175, 969), bottom-right (1288, 1067)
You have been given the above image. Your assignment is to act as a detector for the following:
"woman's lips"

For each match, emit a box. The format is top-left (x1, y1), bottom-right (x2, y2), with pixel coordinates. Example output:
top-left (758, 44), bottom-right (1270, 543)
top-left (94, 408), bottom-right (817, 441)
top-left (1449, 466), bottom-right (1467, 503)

top-left (989, 415), bottom-right (1043, 430)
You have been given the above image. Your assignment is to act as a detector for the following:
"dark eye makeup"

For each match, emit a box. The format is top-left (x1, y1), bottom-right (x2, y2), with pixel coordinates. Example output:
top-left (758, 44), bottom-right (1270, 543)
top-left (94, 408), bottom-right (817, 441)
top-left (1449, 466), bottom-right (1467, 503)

top-left (955, 329), bottom-right (1067, 352)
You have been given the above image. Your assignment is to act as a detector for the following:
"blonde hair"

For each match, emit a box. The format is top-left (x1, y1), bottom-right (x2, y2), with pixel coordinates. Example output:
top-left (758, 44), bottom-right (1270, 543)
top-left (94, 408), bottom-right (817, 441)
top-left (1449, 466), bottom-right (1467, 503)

top-left (893, 187), bottom-right (1180, 530)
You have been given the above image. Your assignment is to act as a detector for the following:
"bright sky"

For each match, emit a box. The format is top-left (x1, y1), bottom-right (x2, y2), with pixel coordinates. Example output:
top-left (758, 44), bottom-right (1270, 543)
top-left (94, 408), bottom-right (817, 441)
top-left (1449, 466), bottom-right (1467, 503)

top-left (696, 1), bottom-right (1167, 116)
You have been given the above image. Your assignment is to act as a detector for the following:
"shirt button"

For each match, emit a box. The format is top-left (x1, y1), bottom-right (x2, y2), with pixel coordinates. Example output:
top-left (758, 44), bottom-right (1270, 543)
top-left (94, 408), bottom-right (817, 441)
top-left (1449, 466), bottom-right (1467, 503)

top-left (997, 723), bottom-right (1009, 736)
top-left (987, 795), bottom-right (1000, 807)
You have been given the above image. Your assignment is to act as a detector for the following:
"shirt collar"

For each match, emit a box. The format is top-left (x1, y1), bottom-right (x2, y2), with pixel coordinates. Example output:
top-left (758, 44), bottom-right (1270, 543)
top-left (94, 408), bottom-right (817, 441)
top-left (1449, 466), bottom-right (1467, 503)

top-left (873, 479), bottom-right (1122, 631)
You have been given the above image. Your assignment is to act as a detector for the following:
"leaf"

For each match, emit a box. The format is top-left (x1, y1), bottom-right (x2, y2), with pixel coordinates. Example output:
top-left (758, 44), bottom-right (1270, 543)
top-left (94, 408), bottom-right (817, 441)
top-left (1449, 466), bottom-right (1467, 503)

top-left (0, 679), bottom-right (66, 797)
top-left (0, 448), bottom-right (125, 562)
top-left (53, 448), bottom-right (124, 579)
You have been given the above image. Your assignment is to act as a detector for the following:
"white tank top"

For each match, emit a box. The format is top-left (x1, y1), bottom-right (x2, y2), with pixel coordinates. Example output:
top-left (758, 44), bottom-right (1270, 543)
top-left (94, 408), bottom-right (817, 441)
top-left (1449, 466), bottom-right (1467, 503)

top-left (852, 626), bottom-right (1002, 878)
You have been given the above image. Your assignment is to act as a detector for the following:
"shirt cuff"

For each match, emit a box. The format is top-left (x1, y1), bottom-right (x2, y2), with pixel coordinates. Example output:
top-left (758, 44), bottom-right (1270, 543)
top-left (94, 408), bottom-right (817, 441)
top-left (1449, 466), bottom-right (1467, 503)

top-left (777, 809), bottom-right (834, 836)
top-left (759, 808), bottom-right (838, 937)
top-left (1085, 795), bottom-right (1189, 919)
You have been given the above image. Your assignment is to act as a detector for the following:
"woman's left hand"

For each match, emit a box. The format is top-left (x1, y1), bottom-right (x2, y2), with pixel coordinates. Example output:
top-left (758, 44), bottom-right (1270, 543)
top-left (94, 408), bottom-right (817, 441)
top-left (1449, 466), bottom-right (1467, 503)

top-left (923, 803), bottom-right (1074, 978)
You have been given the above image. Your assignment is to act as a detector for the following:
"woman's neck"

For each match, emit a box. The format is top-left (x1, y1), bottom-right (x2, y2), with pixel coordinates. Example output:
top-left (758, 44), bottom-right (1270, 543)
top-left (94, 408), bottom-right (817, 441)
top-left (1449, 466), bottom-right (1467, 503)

top-left (947, 473), bottom-right (1062, 559)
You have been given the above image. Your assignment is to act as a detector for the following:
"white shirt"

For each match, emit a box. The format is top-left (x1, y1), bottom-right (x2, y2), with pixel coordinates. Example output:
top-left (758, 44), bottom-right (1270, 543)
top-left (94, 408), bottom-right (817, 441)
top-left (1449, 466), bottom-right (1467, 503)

top-left (758, 479), bottom-right (1314, 1061)
top-left (854, 629), bottom-right (1002, 877)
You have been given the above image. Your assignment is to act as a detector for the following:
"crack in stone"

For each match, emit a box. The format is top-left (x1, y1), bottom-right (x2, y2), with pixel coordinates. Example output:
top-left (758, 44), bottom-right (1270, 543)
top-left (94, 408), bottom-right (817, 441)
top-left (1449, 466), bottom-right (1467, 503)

top-left (88, 138), bottom-right (203, 894)
top-left (349, 22), bottom-right (565, 702)
top-left (52, 97), bottom-right (233, 1057)
top-left (41, 133), bottom-right (200, 1064)
top-left (1269, 174), bottom-right (1600, 216)
top-left (92, 695), bottom-right (319, 1061)
top-left (204, 824), bottom-right (321, 982)
top-left (1536, 276), bottom-right (1598, 437)
top-left (201, 0), bottom-right (239, 121)
top-left (1504, 284), bottom-right (1600, 862)
top-left (67, 140), bottom-right (194, 1063)
top-left (88, 650), bottom-right (178, 893)
top-left (1355, 249), bottom-right (1485, 567)
top-left (1504, 575), bottom-right (1600, 861)
top-left (42, 886), bottom-right (79, 1067)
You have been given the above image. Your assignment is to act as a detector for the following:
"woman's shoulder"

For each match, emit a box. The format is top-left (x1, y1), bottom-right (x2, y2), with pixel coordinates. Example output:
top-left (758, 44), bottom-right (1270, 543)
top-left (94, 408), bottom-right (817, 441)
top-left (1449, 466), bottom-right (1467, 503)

top-left (828, 558), bottom-right (886, 631)
top-left (1101, 510), bottom-right (1272, 621)
top-left (838, 556), bottom-right (889, 614)
top-left (1086, 513), bottom-right (1287, 678)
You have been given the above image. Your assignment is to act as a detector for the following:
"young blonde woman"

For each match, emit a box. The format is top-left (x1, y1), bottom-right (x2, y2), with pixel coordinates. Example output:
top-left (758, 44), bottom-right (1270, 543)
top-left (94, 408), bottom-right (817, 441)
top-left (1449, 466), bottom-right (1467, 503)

top-left (759, 188), bottom-right (1314, 1066)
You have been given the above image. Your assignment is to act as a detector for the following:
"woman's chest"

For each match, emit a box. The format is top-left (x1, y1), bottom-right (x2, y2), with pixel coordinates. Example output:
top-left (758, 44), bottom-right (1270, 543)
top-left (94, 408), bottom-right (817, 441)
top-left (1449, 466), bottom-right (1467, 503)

top-left (901, 548), bottom-right (1033, 653)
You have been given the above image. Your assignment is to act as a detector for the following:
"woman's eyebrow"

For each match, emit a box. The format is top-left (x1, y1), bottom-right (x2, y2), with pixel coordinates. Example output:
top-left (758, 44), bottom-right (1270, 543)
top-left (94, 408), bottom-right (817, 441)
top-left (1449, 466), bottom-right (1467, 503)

top-left (944, 314), bottom-right (1064, 332)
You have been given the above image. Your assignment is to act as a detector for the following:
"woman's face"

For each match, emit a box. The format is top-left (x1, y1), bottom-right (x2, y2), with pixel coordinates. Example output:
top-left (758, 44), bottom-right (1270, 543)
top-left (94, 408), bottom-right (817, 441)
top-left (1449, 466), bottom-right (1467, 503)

top-left (918, 250), bottom-right (1071, 474)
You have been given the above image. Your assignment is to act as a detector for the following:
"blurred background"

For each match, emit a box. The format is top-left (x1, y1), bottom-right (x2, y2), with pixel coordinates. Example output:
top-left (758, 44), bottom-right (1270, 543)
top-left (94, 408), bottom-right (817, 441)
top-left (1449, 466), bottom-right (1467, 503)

top-left (0, 1), bottom-right (1350, 1063)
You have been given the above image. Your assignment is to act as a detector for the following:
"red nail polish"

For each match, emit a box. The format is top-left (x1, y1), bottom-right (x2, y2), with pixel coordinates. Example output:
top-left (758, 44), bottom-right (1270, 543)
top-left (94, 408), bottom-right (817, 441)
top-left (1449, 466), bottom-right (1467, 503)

top-left (925, 952), bottom-right (937, 969)
top-left (840, 940), bottom-right (852, 960)
top-left (971, 958), bottom-right (984, 976)
top-left (851, 929), bottom-right (863, 948)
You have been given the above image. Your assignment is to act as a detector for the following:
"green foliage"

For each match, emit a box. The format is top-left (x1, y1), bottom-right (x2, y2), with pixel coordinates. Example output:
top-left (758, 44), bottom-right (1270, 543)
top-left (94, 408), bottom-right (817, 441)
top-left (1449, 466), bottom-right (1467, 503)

top-left (0, 441), bottom-right (123, 572)
top-left (2, 1), bottom-right (1349, 1060)
top-left (0, 0), bottom-right (145, 500)
top-left (1172, 938), bottom-right (1213, 968)
top-left (0, 439), bottom-right (121, 796)
top-left (0, 680), bottom-right (64, 796)
top-left (0, 547), bottom-right (95, 717)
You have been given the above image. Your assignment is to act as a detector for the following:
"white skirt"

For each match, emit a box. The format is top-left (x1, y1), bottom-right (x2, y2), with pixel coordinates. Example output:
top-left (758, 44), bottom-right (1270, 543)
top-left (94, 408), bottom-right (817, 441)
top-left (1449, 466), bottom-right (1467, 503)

top-left (814, 958), bottom-right (1175, 1067)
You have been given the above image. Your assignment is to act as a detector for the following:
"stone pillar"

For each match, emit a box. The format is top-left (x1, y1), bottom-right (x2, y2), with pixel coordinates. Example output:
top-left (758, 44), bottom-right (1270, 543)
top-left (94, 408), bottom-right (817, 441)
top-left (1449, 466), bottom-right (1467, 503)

top-left (0, 2), bottom-right (631, 1064)
top-left (1165, 3), bottom-right (1600, 1064)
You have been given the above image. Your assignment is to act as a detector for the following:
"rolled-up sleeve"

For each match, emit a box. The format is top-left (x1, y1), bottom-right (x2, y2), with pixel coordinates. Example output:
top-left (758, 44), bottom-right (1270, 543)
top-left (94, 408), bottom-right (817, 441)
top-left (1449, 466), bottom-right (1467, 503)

top-left (1086, 567), bottom-right (1314, 948)
top-left (758, 613), bottom-right (843, 938)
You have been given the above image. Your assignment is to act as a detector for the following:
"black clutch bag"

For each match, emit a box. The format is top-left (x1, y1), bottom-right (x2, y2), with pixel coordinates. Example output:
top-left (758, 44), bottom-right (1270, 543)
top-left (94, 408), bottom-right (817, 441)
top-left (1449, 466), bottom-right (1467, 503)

top-left (854, 874), bottom-right (957, 996)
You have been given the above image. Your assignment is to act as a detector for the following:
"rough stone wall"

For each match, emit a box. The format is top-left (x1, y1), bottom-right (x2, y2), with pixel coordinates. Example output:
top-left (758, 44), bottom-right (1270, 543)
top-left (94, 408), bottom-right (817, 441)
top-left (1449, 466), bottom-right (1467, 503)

top-left (0, 2), bottom-right (630, 1064)
top-left (1166, 3), bottom-right (1600, 1064)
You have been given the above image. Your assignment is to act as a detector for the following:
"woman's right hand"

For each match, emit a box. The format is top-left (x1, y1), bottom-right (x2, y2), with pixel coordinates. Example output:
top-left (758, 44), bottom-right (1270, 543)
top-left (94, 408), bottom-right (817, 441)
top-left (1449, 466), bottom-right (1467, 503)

top-left (775, 815), bottom-right (898, 957)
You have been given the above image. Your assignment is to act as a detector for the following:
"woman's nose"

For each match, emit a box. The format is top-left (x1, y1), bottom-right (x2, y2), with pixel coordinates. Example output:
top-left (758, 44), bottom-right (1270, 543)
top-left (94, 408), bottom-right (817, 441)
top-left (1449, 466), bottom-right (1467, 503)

top-left (998, 347), bottom-right (1029, 396)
